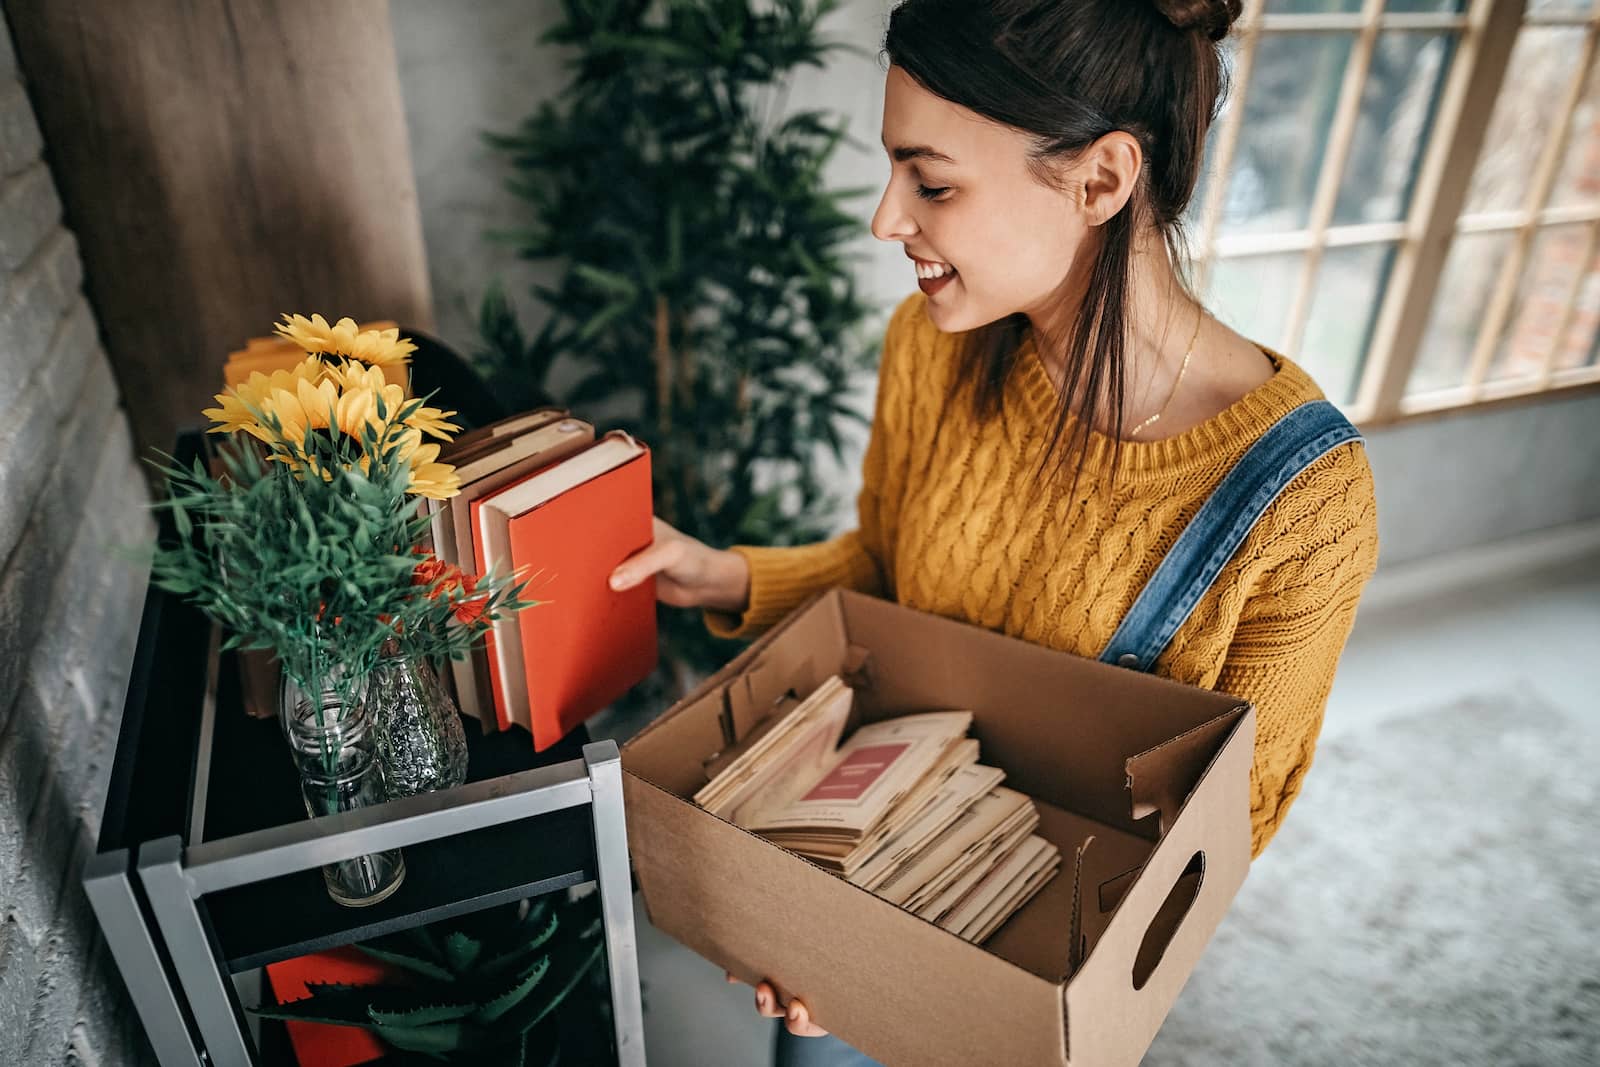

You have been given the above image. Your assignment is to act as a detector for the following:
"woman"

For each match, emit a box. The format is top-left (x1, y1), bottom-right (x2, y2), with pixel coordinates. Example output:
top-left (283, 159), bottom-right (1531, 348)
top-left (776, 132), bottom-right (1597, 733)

top-left (609, 0), bottom-right (1379, 1062)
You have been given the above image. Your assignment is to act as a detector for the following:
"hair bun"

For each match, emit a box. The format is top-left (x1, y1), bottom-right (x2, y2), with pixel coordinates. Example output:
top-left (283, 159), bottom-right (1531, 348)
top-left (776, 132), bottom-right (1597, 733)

top-left (1153, 0), bottom-right (1242, 42)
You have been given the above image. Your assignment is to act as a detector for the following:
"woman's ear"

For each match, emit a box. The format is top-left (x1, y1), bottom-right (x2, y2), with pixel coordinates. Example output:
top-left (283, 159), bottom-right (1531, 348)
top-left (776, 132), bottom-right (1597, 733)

top-left (1078, 130), bottom-right (1143, 227)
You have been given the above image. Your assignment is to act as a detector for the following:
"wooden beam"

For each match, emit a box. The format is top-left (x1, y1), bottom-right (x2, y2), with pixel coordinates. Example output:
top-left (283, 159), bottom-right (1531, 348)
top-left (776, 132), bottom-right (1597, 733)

top-left (1353, 0), bottom-right (1526, 420)
top-left (2, 0), bottom-right (433, 467)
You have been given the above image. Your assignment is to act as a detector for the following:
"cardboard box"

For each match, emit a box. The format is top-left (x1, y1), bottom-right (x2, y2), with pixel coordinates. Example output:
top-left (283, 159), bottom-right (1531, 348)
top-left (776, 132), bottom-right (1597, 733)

top-left (621, 588), bottom-right (1256, 1066)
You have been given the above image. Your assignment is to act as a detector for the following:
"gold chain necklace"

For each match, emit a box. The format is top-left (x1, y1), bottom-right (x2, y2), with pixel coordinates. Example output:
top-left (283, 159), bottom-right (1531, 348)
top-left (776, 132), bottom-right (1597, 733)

top-left (1127, 308), bottom-right (1202, 440)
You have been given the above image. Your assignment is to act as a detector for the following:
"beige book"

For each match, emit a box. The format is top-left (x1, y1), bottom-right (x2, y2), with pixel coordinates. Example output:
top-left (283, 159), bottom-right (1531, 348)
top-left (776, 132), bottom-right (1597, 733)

top-left (945, 836), bottom-right (1060, 941)
top-left (877, 787), bottom-right (1033, 908)
top-left (962, 848), bottom-right (1062, 944)
top-left (903, 802), bottom-right (1038, 915)
top-left (745, 711), bottom-right (973, 839)
top-left (475, 432), bottom-right (643, 730)
top-left (849, 762), bottom-right (1006, 891)
top-left (784, 738), bottom-right (980, 875)
top-left (695, 677), bottom-right (854, 824)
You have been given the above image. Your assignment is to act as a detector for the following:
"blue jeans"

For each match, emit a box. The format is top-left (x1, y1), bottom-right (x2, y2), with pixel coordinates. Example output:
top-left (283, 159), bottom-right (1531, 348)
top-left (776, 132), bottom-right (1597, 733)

top-left (773, 1022), bottom-right (883, 1066)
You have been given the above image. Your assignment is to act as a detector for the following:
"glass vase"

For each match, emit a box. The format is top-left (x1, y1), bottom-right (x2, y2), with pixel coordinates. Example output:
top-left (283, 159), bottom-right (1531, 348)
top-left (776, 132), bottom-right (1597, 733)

top-left (279, 670), bottom-right (406, 907)
top-left (367, 646), bottom-right (469, 798)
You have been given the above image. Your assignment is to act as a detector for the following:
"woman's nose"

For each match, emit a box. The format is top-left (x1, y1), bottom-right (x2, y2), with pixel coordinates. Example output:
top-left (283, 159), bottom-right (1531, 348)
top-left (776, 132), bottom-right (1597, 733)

top-left (870, 183), bottom-right (915, 243)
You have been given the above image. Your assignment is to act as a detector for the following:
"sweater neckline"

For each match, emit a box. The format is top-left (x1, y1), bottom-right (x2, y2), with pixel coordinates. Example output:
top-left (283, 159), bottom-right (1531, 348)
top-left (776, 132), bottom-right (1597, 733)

top-left (1012, 329), bottom-right (1317, 476)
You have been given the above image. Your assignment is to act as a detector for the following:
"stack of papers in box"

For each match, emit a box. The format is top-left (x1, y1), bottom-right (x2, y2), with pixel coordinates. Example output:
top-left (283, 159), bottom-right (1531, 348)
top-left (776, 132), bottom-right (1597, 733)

top-left (694, 675), bottom-right (1060, 944)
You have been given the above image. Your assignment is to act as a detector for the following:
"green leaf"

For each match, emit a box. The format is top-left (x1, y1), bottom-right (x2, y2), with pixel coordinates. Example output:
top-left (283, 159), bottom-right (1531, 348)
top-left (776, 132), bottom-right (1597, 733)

top-left (443, 930), bottom-right (483, 974)
top-left (353, 944), bottom-right (455, 982)
top-left (372, 1019), bottom-right (467, 1054)
top-left (367, 1001), bottom-right (476, 1028)
top-left (474, 955), bottom-right (550, 1025)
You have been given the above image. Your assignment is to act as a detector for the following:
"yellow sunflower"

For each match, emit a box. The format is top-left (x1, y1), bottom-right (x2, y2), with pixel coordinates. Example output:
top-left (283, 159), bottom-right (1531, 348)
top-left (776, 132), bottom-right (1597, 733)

top-left (275, 314), bottom-right (417, 367)
top-left (202, 357), bottom-right (325, 436)
top-left (329, 361), bottom-right (459, 439)
top-left (390, 428), bottom-right (461, 500)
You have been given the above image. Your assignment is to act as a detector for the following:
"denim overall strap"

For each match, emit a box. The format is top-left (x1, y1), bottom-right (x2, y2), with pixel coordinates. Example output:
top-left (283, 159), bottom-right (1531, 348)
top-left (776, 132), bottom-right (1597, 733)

top-left (1099, 399), bottom-right (1363, 672)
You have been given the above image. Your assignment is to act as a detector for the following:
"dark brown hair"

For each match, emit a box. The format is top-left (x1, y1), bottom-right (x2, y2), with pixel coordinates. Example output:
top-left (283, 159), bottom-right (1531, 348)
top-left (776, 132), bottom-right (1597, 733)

top-left (882, 0), bottom-right (1241, 501)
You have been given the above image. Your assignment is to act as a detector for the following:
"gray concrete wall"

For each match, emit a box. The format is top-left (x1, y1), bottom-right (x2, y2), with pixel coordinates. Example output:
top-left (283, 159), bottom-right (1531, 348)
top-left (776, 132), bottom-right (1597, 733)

top-left (1365, 390), bottom-right (1600, 568)
top-left (0, 13), bottom-right (156, 1065)
top-left (391, 0), bottom-right (1600, 572)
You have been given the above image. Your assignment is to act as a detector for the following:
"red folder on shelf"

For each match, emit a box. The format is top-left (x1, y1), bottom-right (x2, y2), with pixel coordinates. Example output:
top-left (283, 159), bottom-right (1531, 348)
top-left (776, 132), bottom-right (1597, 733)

top-left (471, 431), bottom-right (658, 747)
top-left (264, 949), bottom-right (391, 1067)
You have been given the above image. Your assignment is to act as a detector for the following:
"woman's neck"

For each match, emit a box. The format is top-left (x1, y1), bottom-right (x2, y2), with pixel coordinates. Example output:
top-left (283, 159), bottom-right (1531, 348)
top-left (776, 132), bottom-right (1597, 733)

top-left (1024, 229), bottom-right (1207, 435)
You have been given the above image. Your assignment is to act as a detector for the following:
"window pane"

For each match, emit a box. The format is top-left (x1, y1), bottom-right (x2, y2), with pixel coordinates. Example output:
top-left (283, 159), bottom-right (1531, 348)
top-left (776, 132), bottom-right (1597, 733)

top-left (1384, 1), bottom-right (1468, 11)
top-left (1408, 230), bottom-right (1513, 394)
top-left (1565, 246), bottom-right (1599, 370)
top-left (1528, 0), bottom-right (1596, 14)
top-left (1301, 242), bottom-right (1396, 403)
top-left (1185, 37), bottom-right (1242, 233)
top-left (1489, 224), bottom-right (1595, 381)
top-left (1550, 58), bottom-right (1599, 210)
top-left (1217, 33), bottom-right (1355, 236)
top-left (1461, 28), bottom-right (1588, 216)
top-left (1263, 0), bottom-right (1361, 11)
top-left (1205, 252), bottom-right (1303, 352)
top-left (1332, 32), bottom-right (1455, 226)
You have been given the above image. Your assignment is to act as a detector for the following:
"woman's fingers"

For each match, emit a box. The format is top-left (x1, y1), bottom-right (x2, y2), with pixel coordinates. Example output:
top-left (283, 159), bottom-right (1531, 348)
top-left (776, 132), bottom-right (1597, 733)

top-left (732, 974), bottom-right (829, 1036)
top-left (783, 998), bottom-right (830, 1038)
top-left (609, 534), bottom-right (679, 591)
top-left (753, 980), bottom-right (787, 1019)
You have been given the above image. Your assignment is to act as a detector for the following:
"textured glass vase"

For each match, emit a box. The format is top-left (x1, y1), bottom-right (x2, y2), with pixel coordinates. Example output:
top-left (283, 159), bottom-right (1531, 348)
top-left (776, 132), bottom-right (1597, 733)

top-left (279, 670), bottom-right (407, 907)
top-left (367, 648), bottom-right (468, 799)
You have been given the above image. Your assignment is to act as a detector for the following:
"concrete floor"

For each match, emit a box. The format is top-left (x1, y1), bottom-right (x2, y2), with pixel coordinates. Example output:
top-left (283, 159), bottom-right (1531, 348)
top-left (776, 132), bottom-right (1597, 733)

top-left (600, 527), bottom-right (1600, 1067)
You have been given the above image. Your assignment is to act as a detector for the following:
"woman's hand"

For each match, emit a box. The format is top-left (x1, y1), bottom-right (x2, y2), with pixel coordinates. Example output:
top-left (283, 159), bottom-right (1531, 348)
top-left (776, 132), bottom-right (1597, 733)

top-left (609, 516), bottom-right (751, 614)
top-left (726, 972), bottom-right (830, 1037)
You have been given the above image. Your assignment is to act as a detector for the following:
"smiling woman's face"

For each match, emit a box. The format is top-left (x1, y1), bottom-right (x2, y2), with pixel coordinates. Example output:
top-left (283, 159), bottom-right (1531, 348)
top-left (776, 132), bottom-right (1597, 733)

top-left (871, 65), bottom-right (1091, 335)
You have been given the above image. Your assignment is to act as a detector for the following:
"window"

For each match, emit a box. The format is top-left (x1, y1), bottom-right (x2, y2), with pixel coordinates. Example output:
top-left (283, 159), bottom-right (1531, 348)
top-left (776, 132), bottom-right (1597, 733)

top-left (1186, 0), bottom-right (1600, 425)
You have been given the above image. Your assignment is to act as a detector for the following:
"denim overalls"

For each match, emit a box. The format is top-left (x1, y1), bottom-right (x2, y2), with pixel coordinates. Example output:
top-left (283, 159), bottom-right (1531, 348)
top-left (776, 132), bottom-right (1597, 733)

top-left (773, 400), bottom-right (1363, 1067)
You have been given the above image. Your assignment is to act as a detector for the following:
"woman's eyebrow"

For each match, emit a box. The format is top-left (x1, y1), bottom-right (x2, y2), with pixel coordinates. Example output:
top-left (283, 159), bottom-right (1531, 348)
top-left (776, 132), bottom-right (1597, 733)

top-left (881, 135), bottom-right (957, 165)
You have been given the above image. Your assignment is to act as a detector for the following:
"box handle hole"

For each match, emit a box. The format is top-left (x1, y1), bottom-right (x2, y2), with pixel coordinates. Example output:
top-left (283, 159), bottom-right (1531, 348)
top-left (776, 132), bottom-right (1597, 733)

top-left (1131, 850), bottom-right (1205, 991)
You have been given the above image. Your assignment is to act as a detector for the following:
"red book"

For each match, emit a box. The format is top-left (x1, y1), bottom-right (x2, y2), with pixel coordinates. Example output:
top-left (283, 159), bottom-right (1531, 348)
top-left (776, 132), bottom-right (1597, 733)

top-left (473, 431), bottom-right (657, 747)
top-left (264, 949), bottom-right (391, 1067)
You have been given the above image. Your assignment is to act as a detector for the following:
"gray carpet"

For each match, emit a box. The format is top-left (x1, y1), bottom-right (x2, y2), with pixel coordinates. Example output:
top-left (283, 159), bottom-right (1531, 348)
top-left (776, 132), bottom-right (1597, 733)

top-left (1143, 689), bottom-right (1600, 1067)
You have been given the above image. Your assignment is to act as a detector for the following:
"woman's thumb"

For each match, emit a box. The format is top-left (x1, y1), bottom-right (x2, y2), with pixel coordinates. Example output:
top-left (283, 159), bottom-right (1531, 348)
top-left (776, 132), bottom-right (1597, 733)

top-left (610, 541), bottom-right (669, 591)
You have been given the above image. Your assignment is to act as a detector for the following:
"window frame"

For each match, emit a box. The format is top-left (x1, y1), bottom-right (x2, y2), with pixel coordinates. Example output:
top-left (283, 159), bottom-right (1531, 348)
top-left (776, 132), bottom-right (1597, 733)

top-left (1193, 0), bottom-right (1600, 428)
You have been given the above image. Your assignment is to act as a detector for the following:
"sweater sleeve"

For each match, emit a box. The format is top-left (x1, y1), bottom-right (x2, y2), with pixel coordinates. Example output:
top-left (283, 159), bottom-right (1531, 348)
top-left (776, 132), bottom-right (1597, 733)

top-left (1213, 443), bottom-right (1381, 861)
top-left (702, 293), bottom-right (923, 641)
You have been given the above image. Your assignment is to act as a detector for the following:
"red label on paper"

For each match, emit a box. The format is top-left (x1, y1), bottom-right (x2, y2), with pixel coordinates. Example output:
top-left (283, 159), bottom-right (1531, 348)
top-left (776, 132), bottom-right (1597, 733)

top-left (801, 743), bottom-right (910, 802)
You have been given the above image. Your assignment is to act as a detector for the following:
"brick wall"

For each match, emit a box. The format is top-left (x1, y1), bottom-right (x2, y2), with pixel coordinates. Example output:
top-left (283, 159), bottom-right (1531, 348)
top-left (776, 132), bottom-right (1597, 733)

top-left (0, 14), bottom-right (156, 1066)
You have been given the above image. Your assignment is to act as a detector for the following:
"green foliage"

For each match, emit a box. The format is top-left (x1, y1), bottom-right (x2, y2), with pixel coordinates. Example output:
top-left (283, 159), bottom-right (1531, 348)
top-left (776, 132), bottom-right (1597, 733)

top-left (253, 893), bottom-right (608, 1065)
top-left (475, 0), bottom-right (882, 712)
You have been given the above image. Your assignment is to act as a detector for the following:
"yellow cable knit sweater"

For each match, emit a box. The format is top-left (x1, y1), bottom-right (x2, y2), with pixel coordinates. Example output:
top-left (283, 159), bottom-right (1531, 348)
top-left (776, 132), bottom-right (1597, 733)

top-left (704, 291), bottom-right (1380, 859)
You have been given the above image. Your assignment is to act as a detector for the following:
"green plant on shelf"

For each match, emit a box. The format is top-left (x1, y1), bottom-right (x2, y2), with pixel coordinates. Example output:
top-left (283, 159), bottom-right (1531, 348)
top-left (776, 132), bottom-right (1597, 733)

top-left (253, 892), bottom-right (609, 1065)
top-left (474, 0), bottom-right (881, 719)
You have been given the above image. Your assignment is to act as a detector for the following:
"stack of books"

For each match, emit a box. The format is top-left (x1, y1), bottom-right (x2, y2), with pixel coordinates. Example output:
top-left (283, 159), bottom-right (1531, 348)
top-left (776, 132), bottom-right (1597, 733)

top-left (694, 676), bottom-right (1060, 944)
top-left (424, 411), bottom-right (658, 751)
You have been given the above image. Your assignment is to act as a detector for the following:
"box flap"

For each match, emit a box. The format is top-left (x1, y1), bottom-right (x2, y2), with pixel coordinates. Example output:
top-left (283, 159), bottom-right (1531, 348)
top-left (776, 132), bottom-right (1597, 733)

top-left (1123, 707), bottom-right (1249, 837)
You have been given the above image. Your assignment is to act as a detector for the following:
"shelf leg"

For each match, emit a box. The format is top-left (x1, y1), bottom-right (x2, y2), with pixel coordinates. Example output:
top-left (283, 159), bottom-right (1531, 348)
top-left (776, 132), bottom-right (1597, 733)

top-left (83, 850), bottom-right (204, 1067)
top-left (584, 740), bottom-right (647, 1067)
top-left (137, 836), bottom-right (257, 1067)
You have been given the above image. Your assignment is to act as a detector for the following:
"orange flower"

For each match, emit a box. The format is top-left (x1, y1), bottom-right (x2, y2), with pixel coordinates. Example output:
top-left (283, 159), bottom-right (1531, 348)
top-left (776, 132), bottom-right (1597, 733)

top-left (409, 555), bottom-right (487, 625)
top-left (451, 597), bottom-right (486, 626)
